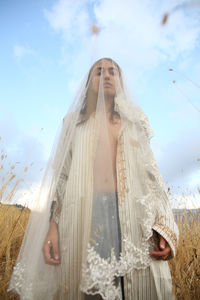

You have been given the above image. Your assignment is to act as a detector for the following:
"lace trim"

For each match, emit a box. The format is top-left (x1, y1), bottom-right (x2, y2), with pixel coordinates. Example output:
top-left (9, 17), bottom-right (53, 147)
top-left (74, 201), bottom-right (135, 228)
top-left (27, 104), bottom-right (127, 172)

top-left (135, 194), bottom-right (156, 241)
top-left (80, 234), bottom-right (154, 299)
top-left (8, 262), bottom-right (33, 296)
top-left (136, 107), bottom-right (154, 141)
top-left (114, 94), bottom-right (135, 123)
top-left (8, 262), bottom-right (58, 298)
top-left (145, 159), bottom-right (167, 195)
top-left (114, 95), bottom-right (154, 141)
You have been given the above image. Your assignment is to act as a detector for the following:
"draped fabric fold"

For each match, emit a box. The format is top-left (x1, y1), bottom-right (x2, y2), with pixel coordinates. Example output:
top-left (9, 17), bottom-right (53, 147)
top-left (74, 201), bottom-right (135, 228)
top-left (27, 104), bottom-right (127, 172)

top-left (8, 58), bottom-right (178, 300)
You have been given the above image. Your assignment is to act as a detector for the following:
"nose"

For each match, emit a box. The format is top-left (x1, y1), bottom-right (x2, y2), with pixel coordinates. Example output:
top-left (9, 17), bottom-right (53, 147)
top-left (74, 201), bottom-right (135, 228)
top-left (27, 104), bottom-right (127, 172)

top-left (103, 69), bottom-right (110, 81)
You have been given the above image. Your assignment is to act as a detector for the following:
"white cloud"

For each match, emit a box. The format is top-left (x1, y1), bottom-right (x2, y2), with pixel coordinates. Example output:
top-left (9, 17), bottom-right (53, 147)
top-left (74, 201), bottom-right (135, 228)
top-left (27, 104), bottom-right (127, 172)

top-left (153, 124), bottom-right (200, 193)
top-left (13, 45), bottom-right (36, 60)
top-left (43, 0), bottom-right (200, 200)
top-left (93, 0), bottom-right (200, 66)
top-left (0, 110), bottom-right (46, 204)
top-left (45, 4), bottom-right (199, 111)
top-left (189, 169), bottom-right (200, 188)
top-left (3, 183), bottom-right (41, 207)
top-left (44, 0), bottom-right (90, 41)
top-left (167, 79), bottom-right (200, 124)
top-left (44, 0), bottom-right (200, 81)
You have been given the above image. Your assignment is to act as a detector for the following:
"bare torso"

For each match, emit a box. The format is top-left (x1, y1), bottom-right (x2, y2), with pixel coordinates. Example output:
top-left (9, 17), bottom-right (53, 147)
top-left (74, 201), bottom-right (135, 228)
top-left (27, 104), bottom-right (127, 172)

top-left (93, 114), bottom-right (122, 193)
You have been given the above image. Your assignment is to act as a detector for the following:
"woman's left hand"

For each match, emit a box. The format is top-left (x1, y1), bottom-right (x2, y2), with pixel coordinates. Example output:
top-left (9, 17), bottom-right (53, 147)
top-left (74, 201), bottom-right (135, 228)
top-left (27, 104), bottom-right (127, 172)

top-left (150, 233), bottom-right (171, 260)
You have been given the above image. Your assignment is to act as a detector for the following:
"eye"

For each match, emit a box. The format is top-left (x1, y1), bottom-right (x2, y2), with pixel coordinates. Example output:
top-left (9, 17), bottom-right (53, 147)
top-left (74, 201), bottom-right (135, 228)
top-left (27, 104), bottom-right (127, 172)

top-left (96, 68), bottom-right (102, 76)
top-left (109, 68), bottom-right (115, 75)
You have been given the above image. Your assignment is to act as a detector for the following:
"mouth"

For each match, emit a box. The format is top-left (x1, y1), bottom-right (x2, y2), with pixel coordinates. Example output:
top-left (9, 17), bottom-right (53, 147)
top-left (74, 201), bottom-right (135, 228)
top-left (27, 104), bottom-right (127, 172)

top-left (104, 83), bottom-right (112, 87)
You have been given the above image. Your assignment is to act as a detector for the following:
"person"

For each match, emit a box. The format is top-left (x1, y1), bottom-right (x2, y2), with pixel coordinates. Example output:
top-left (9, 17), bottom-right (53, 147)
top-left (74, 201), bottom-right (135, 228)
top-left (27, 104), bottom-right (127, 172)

top-left (8, 58), bottom-right (179, 300)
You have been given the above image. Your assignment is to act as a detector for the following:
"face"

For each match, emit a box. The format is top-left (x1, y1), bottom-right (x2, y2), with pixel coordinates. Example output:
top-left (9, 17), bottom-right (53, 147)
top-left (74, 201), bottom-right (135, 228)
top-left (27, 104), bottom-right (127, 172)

top-left (89, 59), bottom-right (119, 98)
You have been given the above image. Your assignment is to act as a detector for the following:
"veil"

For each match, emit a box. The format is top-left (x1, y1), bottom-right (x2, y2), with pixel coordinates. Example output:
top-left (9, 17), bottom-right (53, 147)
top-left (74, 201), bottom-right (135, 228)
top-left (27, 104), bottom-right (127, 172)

top-left (8, 58), bottom-right (178, 300)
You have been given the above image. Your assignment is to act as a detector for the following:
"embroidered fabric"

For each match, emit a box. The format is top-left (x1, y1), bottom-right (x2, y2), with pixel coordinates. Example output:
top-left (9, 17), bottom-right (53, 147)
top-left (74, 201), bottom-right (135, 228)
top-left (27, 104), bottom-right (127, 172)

top-left (50, 146), bottom-right (72, 224)
top-left (9, 260), bottom-right (58, 299)
top-left (10, 262), bottom-right (33, 296)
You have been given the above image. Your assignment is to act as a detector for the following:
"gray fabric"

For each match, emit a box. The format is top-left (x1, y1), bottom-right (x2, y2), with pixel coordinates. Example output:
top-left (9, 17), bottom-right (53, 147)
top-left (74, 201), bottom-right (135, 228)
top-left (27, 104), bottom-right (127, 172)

top-left (90, 192), bottom-right (122, 260)
top-left (85, 192), bottom-right (124, 299)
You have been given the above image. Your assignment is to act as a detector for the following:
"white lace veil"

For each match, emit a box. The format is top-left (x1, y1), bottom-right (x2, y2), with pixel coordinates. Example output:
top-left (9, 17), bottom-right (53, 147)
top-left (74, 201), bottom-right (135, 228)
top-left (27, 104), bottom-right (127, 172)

top-left (8, 58), bottom-right (177, 300)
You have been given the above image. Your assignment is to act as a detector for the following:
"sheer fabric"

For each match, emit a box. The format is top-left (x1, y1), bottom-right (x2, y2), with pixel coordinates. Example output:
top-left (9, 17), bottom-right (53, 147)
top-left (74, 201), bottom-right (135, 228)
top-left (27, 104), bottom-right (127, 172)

top-left (8, 58), bottom-right (178, 300)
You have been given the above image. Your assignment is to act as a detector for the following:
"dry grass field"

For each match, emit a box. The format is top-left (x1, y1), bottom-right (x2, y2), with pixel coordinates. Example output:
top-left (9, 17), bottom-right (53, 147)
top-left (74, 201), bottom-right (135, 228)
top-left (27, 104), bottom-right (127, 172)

top-left (0, 204), bottom-right (30, 300)
top-left (0, 204), bottom-right (199, 300)
top-left (0, 149), bottom-right (200, 299)
top-left (169, 210), bottom-right (200, 300)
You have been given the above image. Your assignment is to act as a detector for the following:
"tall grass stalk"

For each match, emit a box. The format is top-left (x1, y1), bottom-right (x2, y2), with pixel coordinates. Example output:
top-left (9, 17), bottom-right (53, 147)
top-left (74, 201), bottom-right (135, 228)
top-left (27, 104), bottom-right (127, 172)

top-left (0, 138), bottom-right (199, 299)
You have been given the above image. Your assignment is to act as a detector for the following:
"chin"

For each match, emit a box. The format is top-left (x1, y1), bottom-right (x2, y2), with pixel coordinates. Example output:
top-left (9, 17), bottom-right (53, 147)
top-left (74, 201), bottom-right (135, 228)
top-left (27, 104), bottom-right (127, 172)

top-left (104, 91), bottom-right (115, 97)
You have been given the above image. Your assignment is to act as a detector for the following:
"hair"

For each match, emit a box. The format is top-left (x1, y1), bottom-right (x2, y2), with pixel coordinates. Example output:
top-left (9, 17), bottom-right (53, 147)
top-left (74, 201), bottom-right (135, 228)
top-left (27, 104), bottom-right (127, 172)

top-left (78, 58), bottom-right (122, 125)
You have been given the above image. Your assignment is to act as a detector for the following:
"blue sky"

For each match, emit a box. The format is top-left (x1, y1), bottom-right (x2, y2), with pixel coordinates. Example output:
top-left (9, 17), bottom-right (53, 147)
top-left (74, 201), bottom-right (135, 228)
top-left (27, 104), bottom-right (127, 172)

top-left (0, 0), bottom-right (200, 208)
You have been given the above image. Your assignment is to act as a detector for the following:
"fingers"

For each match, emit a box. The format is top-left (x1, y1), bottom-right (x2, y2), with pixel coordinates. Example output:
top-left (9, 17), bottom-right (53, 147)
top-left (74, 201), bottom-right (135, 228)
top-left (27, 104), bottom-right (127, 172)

top-left (150, 245), bottom-right (171, 259)
top-left (52, 241), bottom-right (60, 261)
top-left (162, 254), bottom-right (170, 260)
top-left (43, 240), bottom-right (60, 265)
top-left (150, 234), bottom-right (171, 260)
top-left (159, 235), bottom-right (166, 250)
top-left (154, 244), bottom-right (160, 252)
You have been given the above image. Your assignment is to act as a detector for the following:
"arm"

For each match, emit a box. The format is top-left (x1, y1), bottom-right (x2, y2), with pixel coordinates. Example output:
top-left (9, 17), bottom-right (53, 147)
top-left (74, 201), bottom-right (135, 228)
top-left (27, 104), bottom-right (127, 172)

top-left (43, 115), bottom-right (73, 264)
top-left (43, 149), bottom-right (72, 265)
top-left (147, 149), bottom-right (179, 259)
top-left (151, 191), bottom-right (179, 260)
top-left (138, 107), bottom-right (179, 259)
top-left (50, 147), bottom-right (72, 224)
top-left (43, 218), bottom-right (60, 265)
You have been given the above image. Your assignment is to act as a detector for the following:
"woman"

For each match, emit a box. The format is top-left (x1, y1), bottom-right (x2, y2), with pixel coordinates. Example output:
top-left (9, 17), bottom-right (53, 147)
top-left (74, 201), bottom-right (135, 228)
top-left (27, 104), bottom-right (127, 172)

top-left (9, 58), bottom-right (179, 300)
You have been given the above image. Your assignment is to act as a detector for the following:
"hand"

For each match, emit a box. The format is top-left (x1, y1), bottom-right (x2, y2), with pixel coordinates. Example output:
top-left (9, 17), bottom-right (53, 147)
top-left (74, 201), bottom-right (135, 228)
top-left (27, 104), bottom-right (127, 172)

top-left (42, 219), bottom-right (60, 265)
top-left (150, 232), bottom-right (171, 260)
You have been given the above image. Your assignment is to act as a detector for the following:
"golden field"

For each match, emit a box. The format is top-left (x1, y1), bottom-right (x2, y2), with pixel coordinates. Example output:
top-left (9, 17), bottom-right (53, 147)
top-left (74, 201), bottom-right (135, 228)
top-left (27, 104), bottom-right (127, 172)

top-left (0, 146), bottom-right (200, 299)
top-left (0, 204), bottom-right (199, 300)
top-left (168, 209), bottom-right (200, 300)
top-left (0, 203), bottom-right (30, 300)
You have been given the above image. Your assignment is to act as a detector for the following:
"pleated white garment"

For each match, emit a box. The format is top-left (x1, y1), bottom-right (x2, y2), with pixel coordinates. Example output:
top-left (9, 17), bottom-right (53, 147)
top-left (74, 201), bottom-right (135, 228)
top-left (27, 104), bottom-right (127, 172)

top-left (8, 58), bottom-right (178, 300)
top-left (51, 114), bottom-right (178, 300)
top-left (85, 261), bottom-right (174, 300)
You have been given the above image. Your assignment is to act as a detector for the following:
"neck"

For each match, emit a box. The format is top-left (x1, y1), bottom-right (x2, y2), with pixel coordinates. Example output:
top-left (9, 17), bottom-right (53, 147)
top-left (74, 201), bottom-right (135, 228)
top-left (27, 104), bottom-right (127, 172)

top-left (105, 96), bottom-right (114, 114)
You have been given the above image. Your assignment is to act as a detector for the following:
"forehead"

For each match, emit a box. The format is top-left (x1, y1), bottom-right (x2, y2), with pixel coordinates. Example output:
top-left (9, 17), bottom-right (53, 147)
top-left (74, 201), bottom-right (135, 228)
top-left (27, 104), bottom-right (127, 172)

top-left (94, 60), bottom-right (114, 69)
